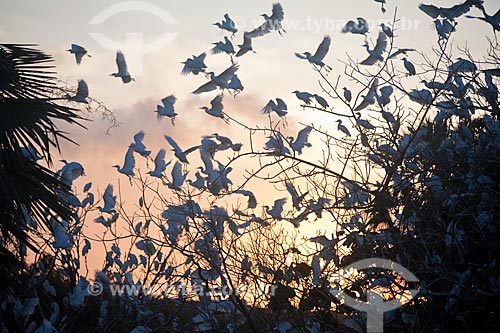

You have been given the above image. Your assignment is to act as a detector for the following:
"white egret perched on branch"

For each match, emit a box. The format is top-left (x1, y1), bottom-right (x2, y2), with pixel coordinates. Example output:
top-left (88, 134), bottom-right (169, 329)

top-left (314, 94), bottom-right (329, 108)
top-left (130, 131), bottom-right (151, 157)
top-left (360, 31), bottom-right (387, 65)
top-left (247, 3), bottom-right (286, 38)
top-left (355, 112), bottom-right (376, 130)
top-left (343, 87), bottom-right (352, 102)
top-left (380, 23), bottom-right (393, 37)
top-left (295, 35), bottom-right (332, 71)
top-left (67, 44), bottom-right (91, 65)
top-left (111, 51), bottom-right (134, 83)
top-left (214, 13), bottom-right (238, 35)
top-left (342, 17), bottom-right (369, 35)
top-left (181, 53), bottom-right (207, 75)
top-left (336, 119), bottom-right (351, 137)
top-left (292, 91), bottom-right (314, 104)
top-left (113, 147), bottom-right (135, 177)
top-left (67, 79), bottom-right (89, 103)
top-left (263, 98), bottom-right (288, 117)
top-left (402, 57), bottom-right (416, 76)
top-left (192, 64), bottom-right (239, 94)
top-left (165, 135), bottom-right (199, 164)
top-left (156, 95), bottom-right (178, 124)
top-left (288, 126), bottom-right (313, 155)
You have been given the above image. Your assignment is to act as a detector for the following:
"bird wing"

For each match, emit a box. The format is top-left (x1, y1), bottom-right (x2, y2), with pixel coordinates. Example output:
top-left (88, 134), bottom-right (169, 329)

top-left (133, 131), bottom-right (145, 145)
top-left (154, 149), bottom-right (166, 166)
top-left (380, 86), bottom-right (394, 99)
top-left (171, 161), bottom-right (183, 185)
top-left (262, 100), bottom-right (276, 114)
top-left (210, 95), bottom-right (223, 109)
top-left (295, 52), bottom-right (308, 60)
top-left (388, 48), bottom-right (416, 59)
top-left (360, 54), bottom-right (379, 66)
top-left (341, 20), bottom-right (355, 33)
top-left (162, 95), bottom-right (176, 106)
top-left (75, 53), bottom-right (84, 65)
top-left (165, 135), bottom-right (182, 154)
top-left (217, 64), bottom-right (239, 82)
top-left (444, 2), bottom-right (474, 20)
top-left (224, 13), bottom-right (235, 26)
top-left (276, 98), bottom-right (287, 110)
top-left (419, 4), bottom-right (440, 18)
top-left (246, 22), bottom-right (271, 38)
top-left (71, 44), bottom-right (84, 52)
top-left (271, 3), bottom-right (285, 21)
top-left (313, 35), bottom-right (331, 61)
top-left (373, 31), bottom-right (388, 56)
top-left (192, 81), bottom-right (218, 94)
top-left (123, 147), bottom-right (136, 171)
top-left (295, 127), bottom-right (312, 148)
top-left (77, 79), bottom-right (89, 98)
top-left (116, 51), bottom-right (128, 73)
top-left (183, 145), bottom-right (200, 157)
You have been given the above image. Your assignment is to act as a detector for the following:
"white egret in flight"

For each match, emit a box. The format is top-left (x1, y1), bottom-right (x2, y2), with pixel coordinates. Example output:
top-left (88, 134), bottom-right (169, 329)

top-left (466, 8), bottom-right (500, 33)
top-left (156, 95), bottom-right (177, 124)
top-left (192, 64), bottom-right (239, 94)
top-left (147, 149), bottom-right (170, 178)
top-left (57, 160), bottom-right (84, 187)
top-left (181, 53), bottom-right (207, 75)
top-left (214, 13), bottom-right (238, 35)
top-left (67, 44), bottom-right (91, 65)
top-left (168, 161), bottom-right (188, 190)
top-left (211, 36), bottom-right (235, 56)
top-left (295, 35), bottom-right (332, 71)
top-left (164, 135), bottom-right (199, 164)
top-left (342, 18), bottom-right (369, 35)
top-left (236, 32), bottom-right (256, 57)
top-left (200, 95), bottom-right (225, 119)
top-left (263, 98), bottom-right (288, 117)
top-left (130, 131), bottom-right (151, 157)
top-left (265, 198), bottom-right (287, 220)
top-left (111, 51), bottom-right (134, 83)
top-left (68, 79), bottom-right (89, 103)
top-left (247, 3), bottom-right (286, 38)
top-left (113, 147), bottom-right (135, 177)
top-left (99, 184), bottom-right (117, 214)
top-left (360, 31), bottom-right (387, 66)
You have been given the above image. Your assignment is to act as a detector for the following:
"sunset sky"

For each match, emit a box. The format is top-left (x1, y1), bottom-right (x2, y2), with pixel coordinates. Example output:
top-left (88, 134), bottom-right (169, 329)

top-left (1, 0), bottom-right (496, 268)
